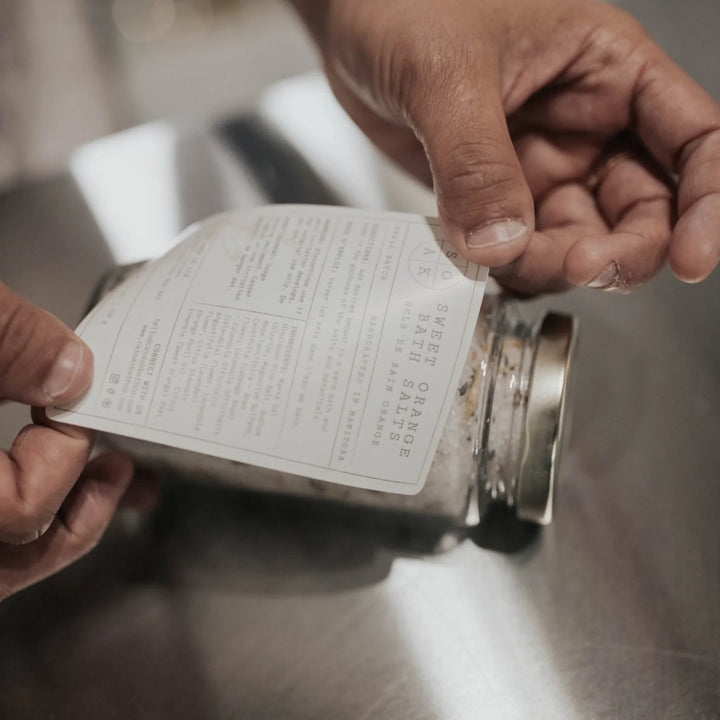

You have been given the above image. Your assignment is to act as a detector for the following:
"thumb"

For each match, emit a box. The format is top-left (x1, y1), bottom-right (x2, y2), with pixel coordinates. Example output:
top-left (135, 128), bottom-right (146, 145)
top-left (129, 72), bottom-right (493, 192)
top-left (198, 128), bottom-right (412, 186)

top-left (0, 283), bottom-right (93, 406)
top-left (411, 76), bottom-right (534, 266)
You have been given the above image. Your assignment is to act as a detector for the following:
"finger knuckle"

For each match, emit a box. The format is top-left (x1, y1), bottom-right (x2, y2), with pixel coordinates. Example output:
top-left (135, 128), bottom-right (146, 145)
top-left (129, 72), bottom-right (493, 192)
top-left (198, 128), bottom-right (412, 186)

top-left (329, 2), bottom-right (423, 112)
top-left (61, 523), bottom-right (99, 557)
top-left (64, 484), bottom-right (111, 553)
top-left (580, 8), bottom-right (655, 78)
top-left (66, 521), bottom-right (103, 557)
top-left (0, 502), bottom-right (53, 545)
top-left (405, 37), bottom-right (477, 116)
top-left (418, 33), bottom-right (473, 88)
top-left (337, 2), bottom-right (475, 121)
top-left (677, 127), bottom-right (720, 192)
top-left (373, 27), bottom-right (452, 119)
top-left (374, 35), bottom-right (422, 115)
top-left (82, 531), bottom-right (103, 555)
top-left (604, 6), bottom-right (650, 42)
top-left (438, 144), bottom-right (524, 213)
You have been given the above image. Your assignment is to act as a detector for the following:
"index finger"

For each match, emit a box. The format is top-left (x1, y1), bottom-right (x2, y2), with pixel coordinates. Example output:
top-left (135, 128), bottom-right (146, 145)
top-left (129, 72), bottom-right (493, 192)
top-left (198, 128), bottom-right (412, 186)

top-left (632, 46), bottom-right (720, 281)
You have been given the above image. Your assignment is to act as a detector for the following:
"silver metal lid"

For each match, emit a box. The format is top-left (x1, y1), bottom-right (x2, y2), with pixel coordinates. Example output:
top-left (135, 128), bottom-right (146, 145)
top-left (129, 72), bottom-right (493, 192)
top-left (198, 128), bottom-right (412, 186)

top-left (516, 312), bottom-right (577, 524)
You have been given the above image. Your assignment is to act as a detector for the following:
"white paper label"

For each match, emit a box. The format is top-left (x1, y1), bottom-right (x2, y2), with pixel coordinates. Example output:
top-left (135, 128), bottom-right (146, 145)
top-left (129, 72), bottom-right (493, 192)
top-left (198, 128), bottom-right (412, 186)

top-left (51, 206), bottom-right (487, 494)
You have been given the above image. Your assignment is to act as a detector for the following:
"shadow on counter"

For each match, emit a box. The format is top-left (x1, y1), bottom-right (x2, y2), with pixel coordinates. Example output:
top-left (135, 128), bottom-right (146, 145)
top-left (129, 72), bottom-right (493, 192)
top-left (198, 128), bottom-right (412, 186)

top-left (105, 477), bottom-right (542, 597)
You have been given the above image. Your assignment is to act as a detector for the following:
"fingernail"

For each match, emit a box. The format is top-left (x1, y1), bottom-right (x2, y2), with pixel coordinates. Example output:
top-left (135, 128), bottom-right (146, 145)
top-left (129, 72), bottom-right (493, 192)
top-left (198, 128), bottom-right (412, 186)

top-left (44, 341), bottom-right (87, 401)
top-left (586, 262), bottom-right (619, 289)
top-left (36, 517), bottom-right (54, 540)
top-left (466, 220), bottom-right (528, 249)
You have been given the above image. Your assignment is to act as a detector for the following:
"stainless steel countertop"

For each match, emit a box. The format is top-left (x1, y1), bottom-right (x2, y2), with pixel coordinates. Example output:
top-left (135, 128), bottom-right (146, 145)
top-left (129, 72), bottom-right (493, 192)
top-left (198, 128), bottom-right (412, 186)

top-left (1, 2), bottom-right (719, 716)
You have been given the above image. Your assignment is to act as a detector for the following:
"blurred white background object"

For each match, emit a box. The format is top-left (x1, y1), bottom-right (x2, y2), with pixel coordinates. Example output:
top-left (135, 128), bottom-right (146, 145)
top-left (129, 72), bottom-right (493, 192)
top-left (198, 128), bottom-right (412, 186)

top-left (0, 0), bottom-right (318, 190)
top-left (0, 0), bottom-right (115, 188)
top-left (107, 0), bottom-right (318, 125)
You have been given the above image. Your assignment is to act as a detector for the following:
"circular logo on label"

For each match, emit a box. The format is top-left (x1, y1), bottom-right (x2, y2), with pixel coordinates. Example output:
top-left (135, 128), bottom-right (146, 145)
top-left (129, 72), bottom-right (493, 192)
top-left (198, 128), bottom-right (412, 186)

top-left (408, 241), bottom-right (468, 289)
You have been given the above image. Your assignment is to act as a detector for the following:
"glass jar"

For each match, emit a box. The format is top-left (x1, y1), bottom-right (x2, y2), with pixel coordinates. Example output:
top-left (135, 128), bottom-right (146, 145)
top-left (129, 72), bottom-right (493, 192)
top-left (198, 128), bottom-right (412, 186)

top-left (89, 264), bottom-right (576, 527)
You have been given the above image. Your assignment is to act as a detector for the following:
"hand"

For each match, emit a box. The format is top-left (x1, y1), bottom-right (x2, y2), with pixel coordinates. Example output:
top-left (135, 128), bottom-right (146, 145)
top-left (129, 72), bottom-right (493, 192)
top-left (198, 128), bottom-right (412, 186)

top-left (291, 0), bottom-right (720, 293)
top-left (0, 283), bottom-right (134, 600)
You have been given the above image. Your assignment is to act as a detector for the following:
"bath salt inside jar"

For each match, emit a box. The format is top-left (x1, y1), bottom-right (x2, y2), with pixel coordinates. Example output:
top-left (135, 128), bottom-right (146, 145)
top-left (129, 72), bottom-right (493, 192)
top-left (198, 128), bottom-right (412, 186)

top-left (424, 291), bottom-right (576, 525)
